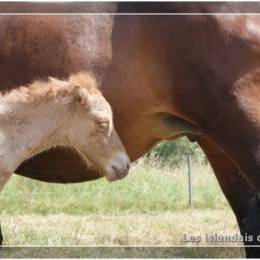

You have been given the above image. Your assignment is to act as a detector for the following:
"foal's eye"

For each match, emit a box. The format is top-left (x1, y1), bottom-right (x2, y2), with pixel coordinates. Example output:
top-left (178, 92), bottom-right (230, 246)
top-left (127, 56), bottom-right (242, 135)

top-left (96, 118), bottom-right (110, 133)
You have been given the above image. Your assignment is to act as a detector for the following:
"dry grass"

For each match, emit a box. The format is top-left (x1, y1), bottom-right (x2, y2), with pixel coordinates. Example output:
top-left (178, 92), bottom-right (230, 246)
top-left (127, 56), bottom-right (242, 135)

top-left (2, 209), bottom-right (241, 247)
top-left (0, 210), bottom-right (245, 257)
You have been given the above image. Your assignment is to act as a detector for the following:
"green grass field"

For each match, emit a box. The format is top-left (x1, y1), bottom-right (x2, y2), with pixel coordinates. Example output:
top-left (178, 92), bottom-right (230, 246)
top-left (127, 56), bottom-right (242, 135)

top-left (0, 158), bottom-right (244, 257)
top-left (0, 158), bottom-right (229, 215)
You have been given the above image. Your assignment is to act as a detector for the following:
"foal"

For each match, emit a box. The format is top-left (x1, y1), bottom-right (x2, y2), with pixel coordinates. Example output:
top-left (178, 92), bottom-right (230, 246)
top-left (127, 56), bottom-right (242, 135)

top-left (0, 72), bottom-right (130, 190)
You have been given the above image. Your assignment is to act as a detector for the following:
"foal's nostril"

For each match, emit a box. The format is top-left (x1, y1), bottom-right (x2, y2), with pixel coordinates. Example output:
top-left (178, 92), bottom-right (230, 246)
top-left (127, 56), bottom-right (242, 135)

top-left (111, 161), bottom-right (129, 178)
top-left (105, 152), bottom-right (130, 181)
top-left (111, 165), bottom-right (124, 179)
top-left (111, 165), bottom-right (118, 172)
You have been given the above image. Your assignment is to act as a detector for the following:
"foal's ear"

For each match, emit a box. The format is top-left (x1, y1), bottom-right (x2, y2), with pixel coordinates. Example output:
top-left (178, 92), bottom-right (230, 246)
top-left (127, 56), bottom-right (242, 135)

top-left (71, 85), bottom-right (90, 109)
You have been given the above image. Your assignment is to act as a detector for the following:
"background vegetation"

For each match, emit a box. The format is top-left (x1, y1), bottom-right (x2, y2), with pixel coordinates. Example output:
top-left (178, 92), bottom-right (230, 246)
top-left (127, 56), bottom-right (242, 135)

top-left (147, 137), bottom-right (206, 165)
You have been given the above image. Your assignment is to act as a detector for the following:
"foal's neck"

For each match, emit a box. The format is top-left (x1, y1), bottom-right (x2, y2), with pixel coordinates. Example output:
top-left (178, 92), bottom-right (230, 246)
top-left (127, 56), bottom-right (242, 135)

top-left (0, 94), bottom-right (73, 171)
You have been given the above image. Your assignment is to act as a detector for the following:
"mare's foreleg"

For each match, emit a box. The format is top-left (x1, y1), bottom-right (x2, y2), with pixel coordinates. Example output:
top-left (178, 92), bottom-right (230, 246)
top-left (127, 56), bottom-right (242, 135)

top-left (198, 136), bottom-right (260, 258)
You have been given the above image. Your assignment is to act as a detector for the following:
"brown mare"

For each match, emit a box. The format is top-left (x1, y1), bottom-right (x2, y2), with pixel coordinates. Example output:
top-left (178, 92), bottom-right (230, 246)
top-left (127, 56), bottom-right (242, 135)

top-left (1, 2), bottom-right (260, 257)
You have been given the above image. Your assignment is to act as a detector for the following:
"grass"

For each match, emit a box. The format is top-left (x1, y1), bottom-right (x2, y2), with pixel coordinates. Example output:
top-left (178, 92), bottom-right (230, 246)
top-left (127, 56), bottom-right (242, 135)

top-left (0, 158), bottom-right (244, 257)
top-left (0, 158), bottom-right (228, 215)
top-left (2, 210), bottom-right (240, 246)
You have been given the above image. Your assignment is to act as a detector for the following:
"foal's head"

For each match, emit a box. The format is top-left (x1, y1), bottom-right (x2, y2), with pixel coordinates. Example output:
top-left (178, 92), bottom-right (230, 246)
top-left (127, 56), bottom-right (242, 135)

top-left (59, 73), bottom-right (130, 181)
